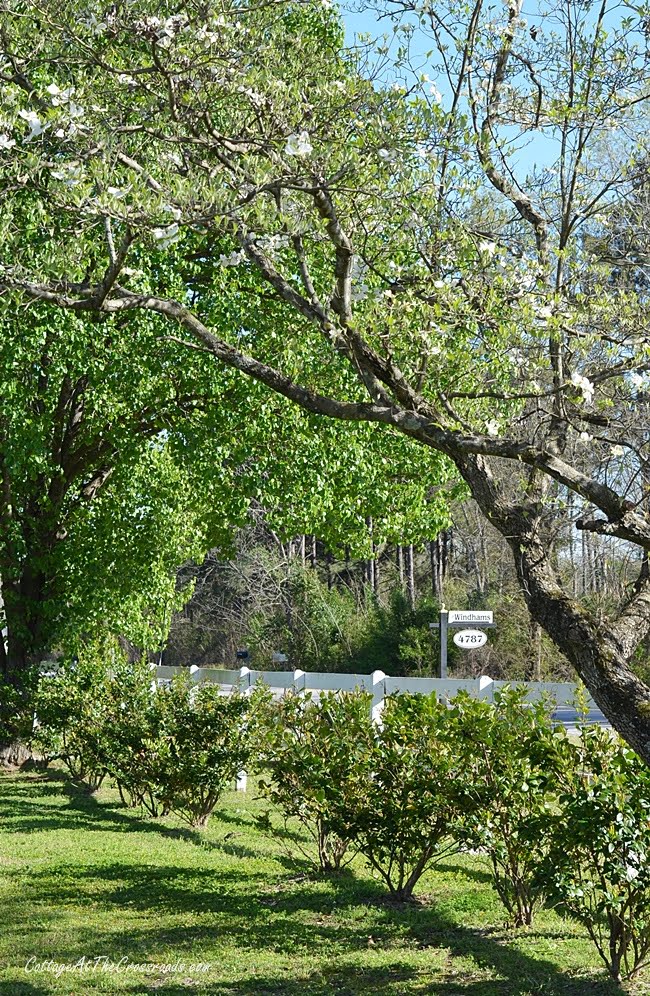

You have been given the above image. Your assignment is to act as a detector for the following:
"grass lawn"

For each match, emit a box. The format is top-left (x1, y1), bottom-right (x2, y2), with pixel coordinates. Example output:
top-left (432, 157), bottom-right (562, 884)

top-left (0, 768), bottom-right (646, 996)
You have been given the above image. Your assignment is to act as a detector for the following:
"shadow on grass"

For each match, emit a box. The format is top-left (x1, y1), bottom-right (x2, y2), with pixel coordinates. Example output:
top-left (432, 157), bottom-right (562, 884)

top-left (0, 983), bottom-right (55, 996)
top-left (0, 771), bottom-right (303, 867)
top-left (435, 860), bottom-right (494, 886)
top-left (1, 857), bottom-right (624, 996)
top-left (0, 770), bottom-right (628, 996)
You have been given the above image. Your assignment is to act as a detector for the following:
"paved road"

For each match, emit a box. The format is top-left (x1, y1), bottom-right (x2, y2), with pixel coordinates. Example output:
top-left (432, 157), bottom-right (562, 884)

top-left (551, 705), bottom-right (610, 731)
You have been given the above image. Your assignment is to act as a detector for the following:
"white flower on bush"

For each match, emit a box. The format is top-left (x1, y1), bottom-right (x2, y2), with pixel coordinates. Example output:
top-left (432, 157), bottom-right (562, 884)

top-left (0, 133), bottom-right (15, 150)
top-left (162, 203), bottom-right (182, 221)
top-left (67, 101), bottom-right (85, 120)
top-left (46, 85), bottom-right (75, 107)
top-left (579, 431), bottom-right (592, 443)
top-left (486, 420), bottom-right (500, 437)
top-left (152, 223), bottom-right (180, 248)
top-left (625, 864), bottom-right (640, 882)
top-left (258, 233), bottom-right (289, 253)
top-left (570, 371), bottom-right (594, 404)
top-left (285, 131), bottom-right (312, 157)
top-left (18, 109), bottom-right (44, 140)
top-left (610, 444), bottom-right (625, 457)
top-left (196, 25), bottom-right (220, 45)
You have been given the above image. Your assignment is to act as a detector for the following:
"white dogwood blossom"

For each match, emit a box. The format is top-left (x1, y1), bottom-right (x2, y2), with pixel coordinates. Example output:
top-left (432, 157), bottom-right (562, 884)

top-left (285, 131), bottom-right (313, 157)
top-left (18, 110), bottom-right (43, 140)
top-left (570, 371), bottom-right (594, 404)
top-left (152, 223), bottom-right (180, 248)
top-left (218, 251), bottom-right (245, 267)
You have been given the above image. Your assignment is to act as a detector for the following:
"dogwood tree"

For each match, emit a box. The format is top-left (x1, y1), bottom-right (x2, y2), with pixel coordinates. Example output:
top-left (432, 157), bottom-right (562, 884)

top-left (3, 0), bottom-right (650, 756)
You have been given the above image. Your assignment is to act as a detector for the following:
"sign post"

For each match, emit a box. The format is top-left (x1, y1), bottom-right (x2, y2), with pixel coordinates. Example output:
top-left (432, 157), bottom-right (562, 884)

top-left (430, 609), bottom-right (495, 678)
top-left (439, 606), bottom-right (448, 680)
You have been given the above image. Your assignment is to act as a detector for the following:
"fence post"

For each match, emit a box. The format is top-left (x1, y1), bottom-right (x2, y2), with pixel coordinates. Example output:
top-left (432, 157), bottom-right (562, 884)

top-left (478, 675), bottom-right (494, 701)
top-left (292, 668), bottom-right (306, 694)
top-left (236, 667), bottom-right (252, 792)
top-left (371, 670), bottom-right (386, 726)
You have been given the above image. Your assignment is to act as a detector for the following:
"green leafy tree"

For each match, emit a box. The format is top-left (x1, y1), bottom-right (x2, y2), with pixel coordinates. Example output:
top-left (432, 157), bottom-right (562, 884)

top-left (4, 0), bottom-right (650, 757)
top-left (0, 261), bottom-right (453, 684)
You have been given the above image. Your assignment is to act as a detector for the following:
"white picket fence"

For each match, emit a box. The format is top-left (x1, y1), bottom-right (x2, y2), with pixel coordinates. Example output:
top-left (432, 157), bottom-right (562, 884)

top-left (155, 663), bottom-right (592, 708)
top-left (154, 665), bottom-right (596, 791)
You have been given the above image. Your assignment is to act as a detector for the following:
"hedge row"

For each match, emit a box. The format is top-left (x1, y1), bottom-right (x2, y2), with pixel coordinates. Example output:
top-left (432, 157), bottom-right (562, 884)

top-left (30, 650), bottom-right (650, 985)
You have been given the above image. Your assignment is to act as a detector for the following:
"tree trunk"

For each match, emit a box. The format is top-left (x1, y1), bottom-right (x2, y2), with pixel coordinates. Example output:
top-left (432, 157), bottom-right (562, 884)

top-left (457, 453), bottom-right (650, 764)
top-left (526, 620), bottom-right (543, 682)
top-left (406, 544), bottom-right (416, 609)
top-left (1, 568), bottom-right (46, 687)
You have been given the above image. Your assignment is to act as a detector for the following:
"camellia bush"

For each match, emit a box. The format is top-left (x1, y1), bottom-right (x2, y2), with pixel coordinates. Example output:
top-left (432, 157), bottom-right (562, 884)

top-left (451, 687), bottom-right (571, 927)
top-left (34, 646), bottom-right (266, 825)
top-left (256, 690), bottom-right (375, 872)
top-left (31, 637), bottom-right (126, 792)
top-left (154, 675), bottom-right (269, 828)
top-left (97, 657), bottom-right (169, 817)
top-left (541, 724), bottom-right (650, 983)
top-left (345, 692), bottom-right (476, 902)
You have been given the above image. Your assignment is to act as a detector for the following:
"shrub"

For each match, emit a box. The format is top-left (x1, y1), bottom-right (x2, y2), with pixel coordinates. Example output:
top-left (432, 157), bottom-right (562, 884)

top-left (256, 690), bottom-right (375, 871)
top-left (541, 724), bottom-right (650, 983)
top-left (155, 675), bottom-right (269, 828)
top-left (34, 649), bottom-right (266, 825)
top-left (97, 656), bottom-right (167, 816)
top-left (347, 692), bottom-right (475, 901)
top-left (31, 640), bottom-right (123, 791)
top-left (451, 687), bottom-right (570, 927)
top-left (0, 673), bottom-right (38, 760)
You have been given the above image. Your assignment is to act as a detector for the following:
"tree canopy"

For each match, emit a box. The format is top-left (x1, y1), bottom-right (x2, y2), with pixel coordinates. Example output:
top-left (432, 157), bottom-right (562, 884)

top-left (3, 0), bottom-right (650, 757)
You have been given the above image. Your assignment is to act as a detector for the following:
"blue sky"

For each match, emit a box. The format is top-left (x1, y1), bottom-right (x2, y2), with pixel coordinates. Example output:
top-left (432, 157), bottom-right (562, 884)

top-left (339, 3), bottom-right (559, 177)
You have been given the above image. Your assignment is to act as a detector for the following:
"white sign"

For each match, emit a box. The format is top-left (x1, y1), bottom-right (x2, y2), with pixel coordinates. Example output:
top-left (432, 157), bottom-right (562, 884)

top-left (448, 610), bottom-right (493, 624)
top-left (453, 629), bottom-right (488, 649)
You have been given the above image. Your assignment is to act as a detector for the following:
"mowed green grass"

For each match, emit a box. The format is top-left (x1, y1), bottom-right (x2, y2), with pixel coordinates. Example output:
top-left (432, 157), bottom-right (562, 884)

top-left (0, 768), bottom-right (646, 996)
